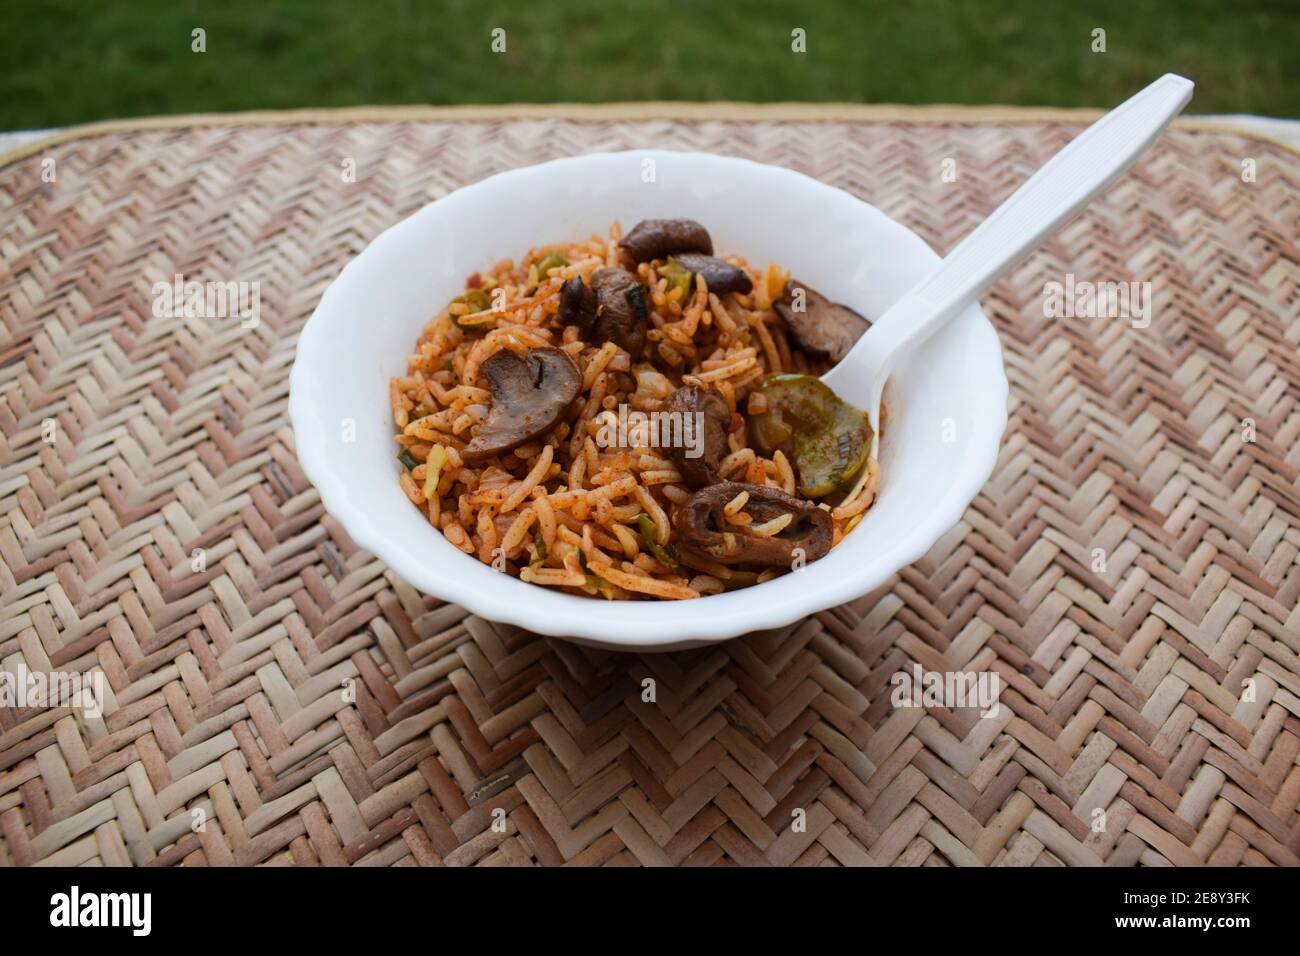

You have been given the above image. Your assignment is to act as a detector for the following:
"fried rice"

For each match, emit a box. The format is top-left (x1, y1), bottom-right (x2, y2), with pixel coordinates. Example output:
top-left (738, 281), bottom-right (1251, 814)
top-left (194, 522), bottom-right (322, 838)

top-left (390, 220), bottom-right (880, 600)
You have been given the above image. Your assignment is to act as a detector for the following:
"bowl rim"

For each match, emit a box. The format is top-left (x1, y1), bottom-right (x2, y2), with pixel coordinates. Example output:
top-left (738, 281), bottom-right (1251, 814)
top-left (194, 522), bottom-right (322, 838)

top-left (289, 148), bottom-right (1008, 648)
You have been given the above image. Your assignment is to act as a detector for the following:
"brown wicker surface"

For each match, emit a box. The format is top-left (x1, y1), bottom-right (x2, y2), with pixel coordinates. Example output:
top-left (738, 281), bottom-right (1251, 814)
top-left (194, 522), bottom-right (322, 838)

top-left (1, 110), bottom-right (1298, 867)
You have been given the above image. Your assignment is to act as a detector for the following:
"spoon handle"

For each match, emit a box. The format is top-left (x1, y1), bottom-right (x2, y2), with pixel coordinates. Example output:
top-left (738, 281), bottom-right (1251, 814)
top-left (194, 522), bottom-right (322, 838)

top-left (842, 73), bottom-right (1194, 388)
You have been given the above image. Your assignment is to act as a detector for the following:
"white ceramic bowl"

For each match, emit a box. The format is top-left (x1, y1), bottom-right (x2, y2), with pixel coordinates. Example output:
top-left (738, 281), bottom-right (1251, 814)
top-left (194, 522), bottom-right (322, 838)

top-left (289, 150), bottom-right (1007, 651)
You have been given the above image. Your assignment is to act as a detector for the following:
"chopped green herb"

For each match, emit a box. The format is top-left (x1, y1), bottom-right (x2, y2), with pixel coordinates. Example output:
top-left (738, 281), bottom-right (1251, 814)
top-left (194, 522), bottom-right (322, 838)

top-left (397, 450), bottom-right (419, 470)
top-left (587, 573), bottom-right (616, 599)
top-left (637, 514), bottom-right (679, 569)
top-left (575, 547), bottom-right (614, 597)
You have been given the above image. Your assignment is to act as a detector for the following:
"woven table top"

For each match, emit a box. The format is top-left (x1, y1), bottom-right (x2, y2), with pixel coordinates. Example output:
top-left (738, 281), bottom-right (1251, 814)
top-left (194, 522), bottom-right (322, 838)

top-left (1, 107), bottom-right (1298, 868)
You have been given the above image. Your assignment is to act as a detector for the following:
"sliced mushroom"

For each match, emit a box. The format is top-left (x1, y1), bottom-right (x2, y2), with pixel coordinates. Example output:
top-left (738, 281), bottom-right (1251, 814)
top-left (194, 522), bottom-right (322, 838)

top-left (774, 280), bottom-right (871, 364)
top-left (663, 385), bottom-right (731, 488)
top-left (672, 253), bottom-right (753, 297)
top-left (570, 267), bottom-right (649, 357)
top-left (678, 482), bottom-right (832, 568)
top-left (558, 276), bottom-right (596, 328)
top-left (619, 218), bottom-right (713, 262)
top-left (460, 347), bottom-right (581, 464)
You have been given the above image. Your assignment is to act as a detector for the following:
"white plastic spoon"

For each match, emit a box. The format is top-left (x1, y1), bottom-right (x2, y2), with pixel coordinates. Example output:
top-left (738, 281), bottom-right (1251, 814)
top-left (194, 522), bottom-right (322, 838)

top-left (822, 73), bottom-right (1194, 461)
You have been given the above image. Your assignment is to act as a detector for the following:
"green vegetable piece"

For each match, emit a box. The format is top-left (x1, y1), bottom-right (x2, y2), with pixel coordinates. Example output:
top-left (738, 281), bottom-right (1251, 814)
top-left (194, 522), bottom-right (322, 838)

top-left (660, 257), bottom-right (694, 299)
top-left (458, 288), bottom-right (490, 311)
top-left (576, 547), bottom-right (615, 598)
top-left (533, 533), bottom-right (548, 561)
top-left (536, 252), bottom-right (568, 280)
top-left (749, 374), bottom-right (872, 497)
top-left (397, 450), bottom-right (419, 470)
top-left (450, 288), bottom-right (493, 335)
top-left (637, 514), bottom-right (679, 569)
top-left (586, 573), bottom-right (616, 599)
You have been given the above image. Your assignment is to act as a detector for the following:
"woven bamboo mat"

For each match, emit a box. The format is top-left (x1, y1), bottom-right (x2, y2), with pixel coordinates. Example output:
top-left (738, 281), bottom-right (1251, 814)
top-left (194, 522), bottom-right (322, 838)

top-left (2, 108), bottom-right (1299, 867)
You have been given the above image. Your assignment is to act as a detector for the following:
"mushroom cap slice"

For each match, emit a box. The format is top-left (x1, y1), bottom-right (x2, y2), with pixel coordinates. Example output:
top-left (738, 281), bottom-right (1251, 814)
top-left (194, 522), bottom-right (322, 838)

top-left (663, 385), bottom-right (732, 488)
top-left (678, 481), bottom-right (833, 568)
top-left (672, 253), bottom-right (753, 297)
top-left (619, 218), bottom-right (713, 263)
top-left (557, 275), bottom-right (596, 328)
top-left (460, 347), bottom-right (581, 464)
top-left (557, 270), bottom-right (649, 358)
top-left (774, 279), bottom-right (870, 364)
top-left (587, 267), bottom-right (649, 358)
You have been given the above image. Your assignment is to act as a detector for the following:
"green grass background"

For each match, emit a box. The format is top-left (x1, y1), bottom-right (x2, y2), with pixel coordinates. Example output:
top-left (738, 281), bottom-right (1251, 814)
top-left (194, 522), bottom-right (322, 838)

top-left (2, 0), bottom-right (1297, 128)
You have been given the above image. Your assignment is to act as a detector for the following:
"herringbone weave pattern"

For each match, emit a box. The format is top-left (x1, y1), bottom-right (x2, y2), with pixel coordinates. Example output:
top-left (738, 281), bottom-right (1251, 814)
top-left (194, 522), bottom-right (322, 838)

top-left (2, 117), bottom-right (1298, 867)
